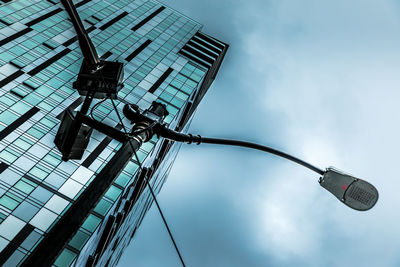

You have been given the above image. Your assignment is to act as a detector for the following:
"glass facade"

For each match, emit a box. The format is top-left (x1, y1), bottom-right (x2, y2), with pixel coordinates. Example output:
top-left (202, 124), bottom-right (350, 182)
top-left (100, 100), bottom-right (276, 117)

top-left (0, 0), bottom-right (228, 266)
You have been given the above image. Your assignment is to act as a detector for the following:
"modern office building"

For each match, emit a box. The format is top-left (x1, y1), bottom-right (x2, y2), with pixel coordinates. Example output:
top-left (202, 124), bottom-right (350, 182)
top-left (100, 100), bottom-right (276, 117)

top-left (0, 0), bottom-right (228, 266)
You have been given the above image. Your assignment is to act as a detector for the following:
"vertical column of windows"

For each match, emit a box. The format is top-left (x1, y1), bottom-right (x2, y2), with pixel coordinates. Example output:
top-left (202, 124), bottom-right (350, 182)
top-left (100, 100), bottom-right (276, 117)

top-left (131, 6), bottom-right (165, 31)
top-left (129, 1), bottom-right (157, 20)
top-left (118, 13), bottom-right (198, 110)
top-left (0, 106), bottom-right (39, 142)
top-left (155, 62), bottom-right (205, 124)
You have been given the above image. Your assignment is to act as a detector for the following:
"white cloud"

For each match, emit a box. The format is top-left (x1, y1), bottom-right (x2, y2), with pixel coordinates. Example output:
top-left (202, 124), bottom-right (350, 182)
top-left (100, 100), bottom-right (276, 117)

top-left (243, 1), bottom-right (400, 265)
top-left (120, 1), bottom-right (400, 266)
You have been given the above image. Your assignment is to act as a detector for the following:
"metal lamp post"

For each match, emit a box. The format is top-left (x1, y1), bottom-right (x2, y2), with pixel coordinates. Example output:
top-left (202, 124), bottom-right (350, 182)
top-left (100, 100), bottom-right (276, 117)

top-left (124, 102), bottom-right (379, 212)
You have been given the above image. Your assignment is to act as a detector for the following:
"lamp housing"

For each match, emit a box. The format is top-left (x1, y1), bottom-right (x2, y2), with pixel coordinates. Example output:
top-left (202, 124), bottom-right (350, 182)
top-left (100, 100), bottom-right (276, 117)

top-left (319, 167), bottom-right (378, 211)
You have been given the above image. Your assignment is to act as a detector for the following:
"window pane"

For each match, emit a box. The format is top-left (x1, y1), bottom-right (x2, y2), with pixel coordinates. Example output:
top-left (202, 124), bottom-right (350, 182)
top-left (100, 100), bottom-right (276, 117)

top-left (14, 179), bottom-right (36, 194)
top-left (105, 186), bottom-right (122, 202)
top-left (94, 198), bottom-right (112, 216)
top-left (54, 248), bottom-right (76, 267)
top-left (0, 195), bottom-right (19, 210)
top-left (68, 230), bottom-right (90, 250)
top-left (82, 214), bottom-right (101, 233)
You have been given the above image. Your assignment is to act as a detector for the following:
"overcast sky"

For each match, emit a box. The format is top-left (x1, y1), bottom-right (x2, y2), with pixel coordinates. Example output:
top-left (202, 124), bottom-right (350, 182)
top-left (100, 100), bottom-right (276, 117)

top-left (119, 1), bottom-right (400, 266)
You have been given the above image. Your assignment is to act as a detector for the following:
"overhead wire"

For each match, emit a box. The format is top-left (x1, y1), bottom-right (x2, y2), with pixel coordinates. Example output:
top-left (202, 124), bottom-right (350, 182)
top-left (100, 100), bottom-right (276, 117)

top-left (90, 97), bottom-right (107, 121)
top-left (93, 61), bottom-right (185, 266)
top-left (108, 97), bottom-right (186, 267)
top-left (90, 64), bottom-right (186, 266)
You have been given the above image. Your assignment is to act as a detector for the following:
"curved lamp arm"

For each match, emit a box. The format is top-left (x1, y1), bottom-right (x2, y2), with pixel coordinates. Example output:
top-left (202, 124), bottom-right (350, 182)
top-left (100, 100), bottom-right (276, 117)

top-left (123, 102), bottom-right (379, 211)
top-left (157, 126), bottom-right (324, 174)
top-left (155, 124), bottom-right (379, 211)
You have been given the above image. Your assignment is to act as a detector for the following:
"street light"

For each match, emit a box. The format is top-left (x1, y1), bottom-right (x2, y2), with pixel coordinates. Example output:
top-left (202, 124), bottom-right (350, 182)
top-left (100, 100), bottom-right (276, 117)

top-left (46, 2), bottom-right (378, 264)
top-left (124, 102), bottom-right (379, 211)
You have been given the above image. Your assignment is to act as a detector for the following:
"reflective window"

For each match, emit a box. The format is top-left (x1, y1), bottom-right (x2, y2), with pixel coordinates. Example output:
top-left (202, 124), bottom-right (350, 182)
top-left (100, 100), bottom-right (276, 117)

top-left (0, 0), bottom-right (208, 264)
top-left (29, 208), bottom-right (58, 232)
top-left (54, 248), bottom-right (76, 267)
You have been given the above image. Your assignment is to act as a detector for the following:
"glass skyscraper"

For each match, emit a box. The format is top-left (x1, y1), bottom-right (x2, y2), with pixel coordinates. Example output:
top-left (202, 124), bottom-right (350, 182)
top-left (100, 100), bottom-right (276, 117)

top-left (0, 0), bottom-right (228, 266)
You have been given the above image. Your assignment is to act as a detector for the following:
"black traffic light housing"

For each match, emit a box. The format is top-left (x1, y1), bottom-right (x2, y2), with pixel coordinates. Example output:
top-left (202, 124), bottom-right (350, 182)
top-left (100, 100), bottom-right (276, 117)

top-left (73, 60), bottom-right (124, 99)
top-left (54, 108), bottom-right (93, 161)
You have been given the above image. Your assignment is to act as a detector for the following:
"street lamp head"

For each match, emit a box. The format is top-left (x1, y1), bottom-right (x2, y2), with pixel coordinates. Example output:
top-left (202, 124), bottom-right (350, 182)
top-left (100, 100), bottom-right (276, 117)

top-left (319, 167), bottom-right (378, 211)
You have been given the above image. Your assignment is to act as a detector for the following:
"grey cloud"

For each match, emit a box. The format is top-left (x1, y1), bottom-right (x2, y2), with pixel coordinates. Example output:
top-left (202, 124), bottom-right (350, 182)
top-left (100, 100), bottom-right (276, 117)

top-left (119, 1), bottom-right (400, 266)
